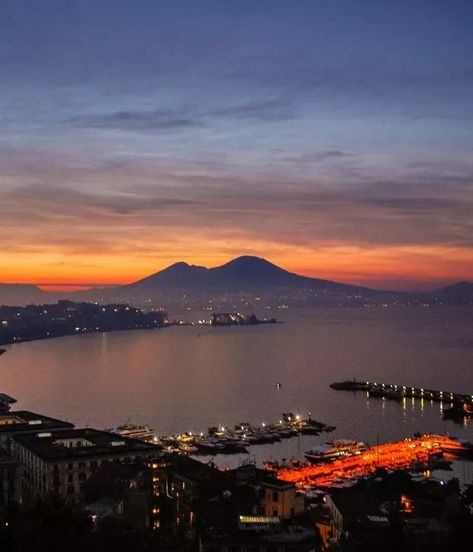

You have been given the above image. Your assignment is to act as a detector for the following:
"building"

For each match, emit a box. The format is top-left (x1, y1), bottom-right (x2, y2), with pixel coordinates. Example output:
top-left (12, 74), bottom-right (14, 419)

top-left (11, 428), bottom-right (158, 502)
top-left (0, 410), bottom-right (74, 452)
top-left (230, 464), bottom-right (305, 519)
top-left (324, 471), bottom-right (461, 550)
top-left (0, 447), bottom-right (20, 504)
top-left (200, 520), bottom-right (320, 552)
top-left (84, 460), bottom-right (155, 530)
top-left (158, 456), bottom-right (313, 550)
top-left (159, 454), bottom-right (232, 540)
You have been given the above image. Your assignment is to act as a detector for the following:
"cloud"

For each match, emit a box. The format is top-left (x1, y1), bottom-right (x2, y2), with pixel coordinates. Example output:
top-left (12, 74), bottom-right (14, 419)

top-left (278, 150), bottom-right (354, 164)
top-left (68, 109), bottom-right (204, 131)
top-left (211, 99), bottom-right (295, 122)
top-left (1, 149), bottom-right (472, 254)
top-left (65, 98), bottom-right (295, 134)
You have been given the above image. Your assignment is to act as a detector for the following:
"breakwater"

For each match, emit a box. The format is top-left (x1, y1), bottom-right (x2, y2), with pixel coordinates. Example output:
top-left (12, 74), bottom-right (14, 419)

top-left (330, 379), bottom-right (473, 406)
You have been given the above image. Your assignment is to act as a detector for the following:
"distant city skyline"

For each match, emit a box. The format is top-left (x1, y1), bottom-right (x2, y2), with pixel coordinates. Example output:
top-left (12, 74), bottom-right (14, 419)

top-left (1, 1), bottom-right (472, 291)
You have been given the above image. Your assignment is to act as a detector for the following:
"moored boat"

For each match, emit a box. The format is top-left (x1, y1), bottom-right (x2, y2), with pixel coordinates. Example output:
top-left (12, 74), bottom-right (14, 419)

top-left (305, 439), bottom-right (367, 463)
top-left (109, 423), bottom-right (157, 443)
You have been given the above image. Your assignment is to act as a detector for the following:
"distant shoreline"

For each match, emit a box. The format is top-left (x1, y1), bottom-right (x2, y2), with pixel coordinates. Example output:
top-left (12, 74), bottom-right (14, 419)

top-left (0, 312), bottom-right (281, 350)
top-left (0, 324), bottom-right (167, 350)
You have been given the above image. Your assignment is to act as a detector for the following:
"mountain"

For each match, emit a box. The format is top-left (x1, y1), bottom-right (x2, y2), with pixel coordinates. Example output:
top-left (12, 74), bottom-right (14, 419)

top-left (124, 256), bottom-right (369, 293)
top-left (434, 281), bottom-right (473, 305)
top-left (0, 283), bottom-right (50, 306)
top-left (90, 255), bottom-right (386, 308)
top-left (1, 257), bottom-right (472, 308)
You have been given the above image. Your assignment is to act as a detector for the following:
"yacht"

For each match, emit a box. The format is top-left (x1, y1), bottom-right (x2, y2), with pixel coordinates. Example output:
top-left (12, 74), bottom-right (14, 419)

top-left (109, 423), bottom-right (157, 443)
top-left (304, 439), bottom-right (367, 463)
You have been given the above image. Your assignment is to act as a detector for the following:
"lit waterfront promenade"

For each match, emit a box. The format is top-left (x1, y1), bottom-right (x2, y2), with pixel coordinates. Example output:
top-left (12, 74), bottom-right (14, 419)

top-left (276, 435), bottom-right (463, 488)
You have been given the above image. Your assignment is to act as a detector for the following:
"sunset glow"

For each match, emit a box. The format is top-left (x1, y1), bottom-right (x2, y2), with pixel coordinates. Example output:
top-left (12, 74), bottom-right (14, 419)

top-left (1, 2), bottom-right (472, 291)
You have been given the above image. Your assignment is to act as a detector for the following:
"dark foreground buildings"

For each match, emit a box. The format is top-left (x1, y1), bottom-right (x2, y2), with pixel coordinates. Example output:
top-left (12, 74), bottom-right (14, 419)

top-left (0, 406), bottom-right (323, 551)
top-left (1, 405), bottom-right (473, 551)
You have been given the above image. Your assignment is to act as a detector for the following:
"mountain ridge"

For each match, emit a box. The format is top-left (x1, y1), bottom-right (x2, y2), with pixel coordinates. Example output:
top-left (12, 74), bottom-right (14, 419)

top-left (0, 256), bottom-right (472, 306)
top-left (126, 255), bottom-right (370, 292)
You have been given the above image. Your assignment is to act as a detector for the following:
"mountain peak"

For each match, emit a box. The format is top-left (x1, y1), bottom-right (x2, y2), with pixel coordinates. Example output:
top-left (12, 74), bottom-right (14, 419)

top-left (165, 261), bottom-right (191, 271)
top-left (220, 255), bottom-right (274, 268)
top-left (123, 255), bottom-right (364, 294)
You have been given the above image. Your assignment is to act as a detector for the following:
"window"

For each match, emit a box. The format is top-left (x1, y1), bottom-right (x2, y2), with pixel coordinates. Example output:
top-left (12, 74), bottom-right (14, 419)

top-left (68, 474), bottom-right (73, 482)
top-left (67, 485), bottom-right (75, 494)
top-left (78, 473), bottom-right (87, 482)
top-left (68, 463), bottom-right (73, 470)
top-left (272, 491), bottom-right (278, 502)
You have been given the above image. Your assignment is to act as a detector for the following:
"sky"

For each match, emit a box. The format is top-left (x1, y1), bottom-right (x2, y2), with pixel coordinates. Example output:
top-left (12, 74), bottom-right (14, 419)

top-left (1, 0), bottom-right (472, 291)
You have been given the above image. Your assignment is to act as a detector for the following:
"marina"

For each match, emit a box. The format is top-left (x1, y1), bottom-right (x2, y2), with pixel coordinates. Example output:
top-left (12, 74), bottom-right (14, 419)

top-left (158, 412), bottom-right (335, 455)
top-left (111, 412), bottom-right (336, 456)
top-left (273, 434), bottom-right (470, 489)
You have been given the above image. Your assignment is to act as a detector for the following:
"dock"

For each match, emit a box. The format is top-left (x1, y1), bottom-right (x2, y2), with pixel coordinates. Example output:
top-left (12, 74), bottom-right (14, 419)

top-left (330, 379), bottom-right (473, 407)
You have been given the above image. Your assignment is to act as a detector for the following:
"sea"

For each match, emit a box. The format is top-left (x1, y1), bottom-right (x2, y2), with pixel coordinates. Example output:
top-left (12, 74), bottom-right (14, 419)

top-left (1, 306), bottom-right (473, 480)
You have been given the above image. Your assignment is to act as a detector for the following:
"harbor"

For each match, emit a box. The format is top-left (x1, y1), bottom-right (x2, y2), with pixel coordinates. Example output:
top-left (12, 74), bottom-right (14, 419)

top-left (272, 434), bottom-right (470, 490)
top-left (111, 413), bottom-right (336, 456)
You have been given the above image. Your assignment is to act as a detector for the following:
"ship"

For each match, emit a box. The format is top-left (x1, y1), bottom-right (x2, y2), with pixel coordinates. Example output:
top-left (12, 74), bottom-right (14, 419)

top-left (108, 423), bottom-right (157, 443)
top-left (304, 439), bottom-right (367, 463)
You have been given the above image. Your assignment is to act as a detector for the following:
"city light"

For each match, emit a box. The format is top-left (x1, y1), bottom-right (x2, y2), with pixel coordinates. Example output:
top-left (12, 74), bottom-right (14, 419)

top-left (276, 435), bottom-right (462, 489)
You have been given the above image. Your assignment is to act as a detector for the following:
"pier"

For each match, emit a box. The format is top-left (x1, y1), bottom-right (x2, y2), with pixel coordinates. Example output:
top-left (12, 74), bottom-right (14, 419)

top-left (330, 379), bottom-right (473, 407)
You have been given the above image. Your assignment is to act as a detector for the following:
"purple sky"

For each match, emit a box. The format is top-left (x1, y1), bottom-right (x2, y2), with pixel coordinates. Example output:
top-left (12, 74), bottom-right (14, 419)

top-left (1, 1), bottom-right (472, 289)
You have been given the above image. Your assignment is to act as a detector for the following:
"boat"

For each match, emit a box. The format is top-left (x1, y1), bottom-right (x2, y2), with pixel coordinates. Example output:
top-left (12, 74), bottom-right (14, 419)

top-left (108, 423), bottom-right (157, 443)
top-left (304, 439), bottom-right (367, 463)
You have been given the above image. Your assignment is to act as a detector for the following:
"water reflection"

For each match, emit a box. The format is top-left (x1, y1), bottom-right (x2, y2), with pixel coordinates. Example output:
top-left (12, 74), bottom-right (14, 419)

top-left (1, 307), bottom-right (472, 446)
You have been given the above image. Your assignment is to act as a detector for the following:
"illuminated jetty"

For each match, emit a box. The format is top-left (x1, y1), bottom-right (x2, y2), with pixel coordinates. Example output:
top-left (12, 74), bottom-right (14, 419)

top-left (275, 434), bottom-right (465, 489)
top-left (330, 379), bottom-right (473, 407)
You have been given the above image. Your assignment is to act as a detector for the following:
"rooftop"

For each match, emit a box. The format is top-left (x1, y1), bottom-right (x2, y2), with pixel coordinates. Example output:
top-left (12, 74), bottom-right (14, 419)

top-left (13, 428), bottom-right (158, 461)
top-left (166, 453), bottom-right (229, 484)
top-left (230, 464), bottom-right (295, 490)
top-left (0, 410), bottom-right (74, 434)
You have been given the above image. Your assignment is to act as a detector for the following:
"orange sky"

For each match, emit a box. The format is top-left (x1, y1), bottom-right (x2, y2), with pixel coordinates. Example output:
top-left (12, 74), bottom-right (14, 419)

top-left (2, 242), bottom-right (472, 292)
top-left (1, 2), bottom-right (473, 294)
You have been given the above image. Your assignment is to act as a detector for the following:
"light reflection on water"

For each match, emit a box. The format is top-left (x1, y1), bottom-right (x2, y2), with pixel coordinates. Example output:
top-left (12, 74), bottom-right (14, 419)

top-left (1, 306), bottom-right (473, 481)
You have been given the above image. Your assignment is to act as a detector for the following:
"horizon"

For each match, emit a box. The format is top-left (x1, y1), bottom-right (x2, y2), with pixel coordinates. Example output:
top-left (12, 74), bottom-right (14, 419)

top-left (1, 254), bottom-right (470, 293)
top-left (2, 4), bottom-right (473, 547)
top-left (1, 1), bottom-right (473, 291)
